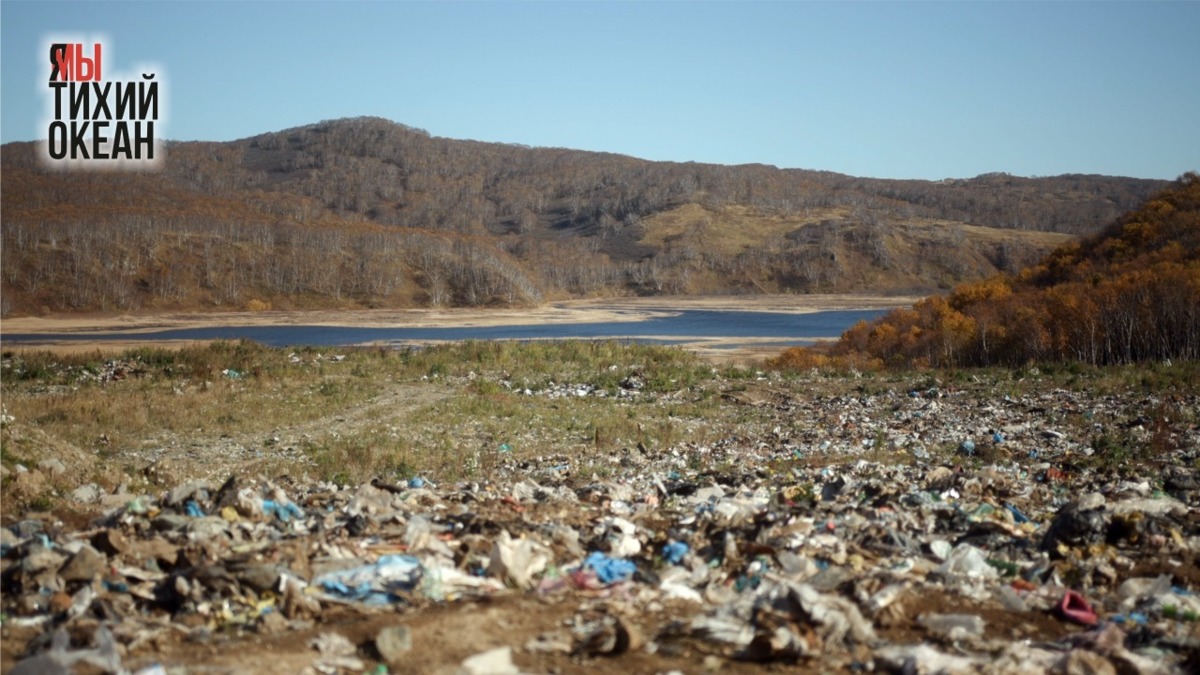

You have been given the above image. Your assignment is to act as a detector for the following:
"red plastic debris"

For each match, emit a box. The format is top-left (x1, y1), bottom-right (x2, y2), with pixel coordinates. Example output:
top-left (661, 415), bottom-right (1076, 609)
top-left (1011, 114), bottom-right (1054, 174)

top-left (1058, 590), bottom-right (1098, 626)
top-left (1010, 578), bottom-right (1037, 592)
top-left (1043, 467), bottom-right (1068, 483)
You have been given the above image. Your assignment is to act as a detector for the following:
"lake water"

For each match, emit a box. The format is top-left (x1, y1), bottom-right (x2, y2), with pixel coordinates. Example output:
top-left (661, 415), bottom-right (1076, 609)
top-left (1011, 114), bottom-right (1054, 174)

top-left (1, 308), bottom-right (889, 348)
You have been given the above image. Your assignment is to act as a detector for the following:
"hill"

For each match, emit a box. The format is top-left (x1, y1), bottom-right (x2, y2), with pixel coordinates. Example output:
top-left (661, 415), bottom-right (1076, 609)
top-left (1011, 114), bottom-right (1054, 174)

top-left (0, 117), bottom-right (1168, 316)
top-left (777, 172), bottom-right (1200, 368)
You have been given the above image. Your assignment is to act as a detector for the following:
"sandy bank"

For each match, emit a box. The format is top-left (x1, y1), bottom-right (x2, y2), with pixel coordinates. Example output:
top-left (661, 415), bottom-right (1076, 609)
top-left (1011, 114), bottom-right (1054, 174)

top-left (2, 295), bottom-right (913, 333)
top-left (0, 294), bottom-right (913, 360)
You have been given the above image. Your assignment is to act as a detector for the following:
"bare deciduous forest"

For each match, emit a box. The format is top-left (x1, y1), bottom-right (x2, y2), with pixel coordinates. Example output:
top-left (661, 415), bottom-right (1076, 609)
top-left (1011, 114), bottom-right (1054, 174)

top-left (0, 117), bottom-right (1168, 316)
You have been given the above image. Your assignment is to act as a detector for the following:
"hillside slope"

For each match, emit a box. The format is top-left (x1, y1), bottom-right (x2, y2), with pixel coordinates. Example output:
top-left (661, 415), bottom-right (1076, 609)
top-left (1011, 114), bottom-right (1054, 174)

top-left (790, 173), bottom-right (1200, 368)
top-left (0, 117), bottom-right (1168, 316)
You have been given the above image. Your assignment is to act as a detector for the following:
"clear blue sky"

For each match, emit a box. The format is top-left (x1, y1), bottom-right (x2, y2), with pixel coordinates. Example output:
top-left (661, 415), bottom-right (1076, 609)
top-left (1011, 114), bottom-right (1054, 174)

top-left (2, 0), bottom-right (1197, 180)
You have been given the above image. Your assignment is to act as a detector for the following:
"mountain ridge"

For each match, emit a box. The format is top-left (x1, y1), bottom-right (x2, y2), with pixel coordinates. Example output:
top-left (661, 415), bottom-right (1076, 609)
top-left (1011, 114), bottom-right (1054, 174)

top-left (0, 116), bottom-right (1174, 317)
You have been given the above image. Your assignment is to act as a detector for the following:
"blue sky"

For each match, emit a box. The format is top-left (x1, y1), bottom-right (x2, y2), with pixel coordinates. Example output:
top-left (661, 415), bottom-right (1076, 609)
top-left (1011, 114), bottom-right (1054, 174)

top-left (2, 1), bottom-right (1197, 180)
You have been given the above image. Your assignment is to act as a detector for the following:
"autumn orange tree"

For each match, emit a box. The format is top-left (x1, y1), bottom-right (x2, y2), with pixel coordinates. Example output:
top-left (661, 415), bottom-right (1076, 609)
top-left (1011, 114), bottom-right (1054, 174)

top-left (775, 173), bottom-right (1200, 369)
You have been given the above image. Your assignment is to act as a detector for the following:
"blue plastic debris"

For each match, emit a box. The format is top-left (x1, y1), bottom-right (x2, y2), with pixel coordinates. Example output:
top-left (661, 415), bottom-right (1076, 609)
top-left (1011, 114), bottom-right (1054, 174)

top-left (313, 554), bottom-right (423, 605)
top-left (992, 432), bottom-right (1004, 444)
top-left (583, 552), bottom-right (637, 584)
top-left (662, 541), bottom-right (689, 565)
top-left (735, 573), bottom-right (763, 592)
top-left (1114, 612), bottom-right (1150, 625)
top-left (408, 477), bottom-right (426, 489)
top-left (960, 440), bottom-right (976, 455)
top-left (498, 443), bottom-right (512, 453)
top-left (1005, 503), bottom-right (1030, 524)
top-left (184, 500), bottom-right (204, 518)
top-left (262, 500), bottom-right (303, 523)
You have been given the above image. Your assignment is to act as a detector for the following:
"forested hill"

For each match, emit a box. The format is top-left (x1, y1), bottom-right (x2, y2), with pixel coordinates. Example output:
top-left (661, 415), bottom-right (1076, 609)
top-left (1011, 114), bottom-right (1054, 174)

top-left (801, 172), bottom-right (1200, 368)
top-left (0, 116), bottom-right (1170, 316)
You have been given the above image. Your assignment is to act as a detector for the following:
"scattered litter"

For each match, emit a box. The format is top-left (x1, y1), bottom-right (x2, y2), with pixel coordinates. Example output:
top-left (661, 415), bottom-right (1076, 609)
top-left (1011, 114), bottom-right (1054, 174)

top-left (314, 554), bottom-right (422, 604)
top-left (582, 551), bottom-right (637, 585)
top-left (3, 375), bottom-right (1198, 673)
top-left (1057, 590), bottom-right (1099, 626)
top-left (10, 626), bottom-right (122, 675)
top-left (489, 530), bottom-right (551, 589)
top-left (261, 499), bottom-right (304, 522)
top-left (662, 540), bottom-right (689, 564)
top-left (375, 625), bottom-right (413, 665)
top-left (918, 613), bottom-right (986, 641)
top-left (458, 646), bottom-right (518, 675)
top-left (309, 632), bottom-right (364, 673)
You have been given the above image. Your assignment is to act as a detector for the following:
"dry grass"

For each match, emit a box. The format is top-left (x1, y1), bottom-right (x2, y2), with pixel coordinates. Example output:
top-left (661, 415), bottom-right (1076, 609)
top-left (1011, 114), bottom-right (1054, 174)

top-left (5, 340), bottom-right (1195, 510)
top-left (639, 203), bottom-right (1074, 258)
top-left (907, 218), bottom-right (1075, 247)
top-left (639, 203), bottom-right (842, 255)
top-left (0, 341), bottom-right (761, 505)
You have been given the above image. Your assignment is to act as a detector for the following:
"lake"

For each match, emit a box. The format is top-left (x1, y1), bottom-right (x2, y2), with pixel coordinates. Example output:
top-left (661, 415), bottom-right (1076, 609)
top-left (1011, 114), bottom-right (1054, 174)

top-left (1, 308), bottom-right (888, 349)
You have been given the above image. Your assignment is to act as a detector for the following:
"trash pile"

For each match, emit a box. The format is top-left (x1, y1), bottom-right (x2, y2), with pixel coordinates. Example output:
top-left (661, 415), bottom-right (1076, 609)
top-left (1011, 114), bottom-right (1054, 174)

top-left (4, 437), bottom-right (1199, 674)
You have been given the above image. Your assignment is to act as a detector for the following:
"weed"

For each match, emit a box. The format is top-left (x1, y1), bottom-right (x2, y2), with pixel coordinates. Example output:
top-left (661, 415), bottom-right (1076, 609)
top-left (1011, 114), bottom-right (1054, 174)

top-left (1148, 400), bottom-right (1181, 459)
top-left (34, 410), bottom-right (69, 425)
top-left (8, 339), bottom-right (1192, 499)
top-left (1089, 432), bottom-right (1140, 469)
top-left (27, 493), bottom-right (56, 512)
top-left (386, 458), bottom-right (416, 480)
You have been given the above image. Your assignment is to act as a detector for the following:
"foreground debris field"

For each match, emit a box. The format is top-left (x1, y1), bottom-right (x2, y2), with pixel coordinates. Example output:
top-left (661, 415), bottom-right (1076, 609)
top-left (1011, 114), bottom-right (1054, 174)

top-left (2, 342), bottom-right (1199, 674)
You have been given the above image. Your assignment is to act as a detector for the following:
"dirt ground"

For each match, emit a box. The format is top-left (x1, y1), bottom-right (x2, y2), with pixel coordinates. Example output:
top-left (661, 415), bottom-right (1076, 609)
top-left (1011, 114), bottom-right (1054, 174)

top-left (97, 591), bottom-right (1087, 675)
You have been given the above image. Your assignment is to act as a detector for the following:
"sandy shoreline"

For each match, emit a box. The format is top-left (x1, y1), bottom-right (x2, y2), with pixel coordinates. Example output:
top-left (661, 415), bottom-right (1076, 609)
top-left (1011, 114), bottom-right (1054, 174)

top-left (1, 294), bottom-right (913, 332)
top-left (0, 294), bottom-right (913, 359)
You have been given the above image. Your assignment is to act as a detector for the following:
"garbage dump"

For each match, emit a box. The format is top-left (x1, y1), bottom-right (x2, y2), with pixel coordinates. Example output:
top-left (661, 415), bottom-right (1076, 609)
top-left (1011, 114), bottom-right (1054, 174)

top-left (2, 381), bottom-right (1199, 674)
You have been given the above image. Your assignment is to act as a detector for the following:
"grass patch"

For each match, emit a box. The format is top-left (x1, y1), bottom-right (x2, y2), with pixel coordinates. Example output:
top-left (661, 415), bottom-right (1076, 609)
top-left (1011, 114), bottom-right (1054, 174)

top-left (1, 340), bottom-right (745, 488)
top-left (4, 340), bottom-right (1196, 501)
